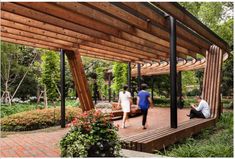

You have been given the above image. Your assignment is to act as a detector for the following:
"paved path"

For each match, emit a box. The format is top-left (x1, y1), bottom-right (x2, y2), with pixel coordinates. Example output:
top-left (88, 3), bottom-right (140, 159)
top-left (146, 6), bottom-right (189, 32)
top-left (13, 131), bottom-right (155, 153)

top-left (0, 108), bottom-right (190, 157)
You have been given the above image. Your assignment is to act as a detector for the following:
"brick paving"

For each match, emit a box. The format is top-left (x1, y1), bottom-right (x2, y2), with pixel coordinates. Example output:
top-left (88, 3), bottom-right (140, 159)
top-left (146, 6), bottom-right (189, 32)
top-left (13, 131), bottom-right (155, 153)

top-left (0, 107), bottom-right (190, 157)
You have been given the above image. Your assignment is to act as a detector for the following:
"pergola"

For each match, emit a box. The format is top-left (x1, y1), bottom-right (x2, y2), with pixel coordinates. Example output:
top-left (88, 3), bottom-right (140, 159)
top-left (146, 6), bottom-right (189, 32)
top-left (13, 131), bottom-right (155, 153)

top-left (1, 2), bottom-right (229, 130)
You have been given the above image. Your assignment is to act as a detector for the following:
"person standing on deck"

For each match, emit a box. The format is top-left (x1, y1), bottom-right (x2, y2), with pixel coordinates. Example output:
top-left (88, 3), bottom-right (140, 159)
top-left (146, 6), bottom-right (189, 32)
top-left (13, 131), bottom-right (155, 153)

top-left (137, 83), bottom-right (153, 129)
top-left (118, 85), bottom-right (132, 128)
top-left (187, 96), bottom-right (211, 119)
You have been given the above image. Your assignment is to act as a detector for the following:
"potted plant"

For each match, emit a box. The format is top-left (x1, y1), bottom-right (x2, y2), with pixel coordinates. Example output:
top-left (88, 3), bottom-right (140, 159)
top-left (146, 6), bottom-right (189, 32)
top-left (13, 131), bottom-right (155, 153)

top-left (60, 109), bottom-right (121, 157)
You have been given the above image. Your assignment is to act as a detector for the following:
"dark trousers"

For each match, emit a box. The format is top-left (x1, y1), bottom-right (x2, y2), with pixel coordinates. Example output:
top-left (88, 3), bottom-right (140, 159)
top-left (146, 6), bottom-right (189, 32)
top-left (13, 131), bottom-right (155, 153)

top-left (141, 109), bottom-right (148, 126)
top-left (189, 108), bottom-right (205, 119)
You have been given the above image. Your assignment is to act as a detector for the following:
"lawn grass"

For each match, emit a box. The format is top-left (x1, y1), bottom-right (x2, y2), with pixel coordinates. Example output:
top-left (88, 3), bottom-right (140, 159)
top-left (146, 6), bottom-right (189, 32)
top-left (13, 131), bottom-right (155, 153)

top-left (155, 112), bottom-right (233, 157)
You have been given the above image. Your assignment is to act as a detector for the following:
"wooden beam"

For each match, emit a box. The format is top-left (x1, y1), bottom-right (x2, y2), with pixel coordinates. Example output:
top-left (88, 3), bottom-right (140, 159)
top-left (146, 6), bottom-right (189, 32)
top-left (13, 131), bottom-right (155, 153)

top-left (1, 31), bottom-right (144, 62)
top-left (1, 24), bottom-right (154, 60)
top-left (1, 3), bottom-right (201, 59)
top-left (1, 11), bottom-right (171, 61)
top-left (121, 2), bottom-right (211, 49)
top-left (66, 50), bottom-right (94, 111)
top-left (1, 37), bottom-right (132, 64)
top-left (86, 2), bottom-right (204, 54)
top-left (152, 2), bottom-right (229, 52)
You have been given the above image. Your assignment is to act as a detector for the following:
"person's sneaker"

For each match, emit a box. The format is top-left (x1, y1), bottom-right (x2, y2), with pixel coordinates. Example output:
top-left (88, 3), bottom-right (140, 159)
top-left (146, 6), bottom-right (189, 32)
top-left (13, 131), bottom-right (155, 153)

top-left (142, 126), bottom-right (147, 129)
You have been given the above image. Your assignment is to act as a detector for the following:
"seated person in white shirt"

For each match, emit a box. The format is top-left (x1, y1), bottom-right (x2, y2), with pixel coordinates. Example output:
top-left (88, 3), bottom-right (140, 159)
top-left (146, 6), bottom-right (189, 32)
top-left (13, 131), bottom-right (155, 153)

top-left (187, 96), bottom-right (211, 119)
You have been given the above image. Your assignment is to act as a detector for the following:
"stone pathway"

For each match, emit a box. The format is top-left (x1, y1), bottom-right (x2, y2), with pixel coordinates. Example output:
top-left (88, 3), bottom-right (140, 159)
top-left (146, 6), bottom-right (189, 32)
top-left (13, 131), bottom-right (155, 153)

top-left (0, 107), bottom-right (190, 157)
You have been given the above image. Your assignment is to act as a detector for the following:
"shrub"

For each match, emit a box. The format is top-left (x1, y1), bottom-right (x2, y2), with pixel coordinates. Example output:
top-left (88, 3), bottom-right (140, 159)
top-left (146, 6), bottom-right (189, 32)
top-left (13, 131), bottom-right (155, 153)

top-left (60, 110), bottom-right (121, 157)
top-left (0, 107), bottom-right (81, 131)
top-left (186, 88), bottom-right (200, 96)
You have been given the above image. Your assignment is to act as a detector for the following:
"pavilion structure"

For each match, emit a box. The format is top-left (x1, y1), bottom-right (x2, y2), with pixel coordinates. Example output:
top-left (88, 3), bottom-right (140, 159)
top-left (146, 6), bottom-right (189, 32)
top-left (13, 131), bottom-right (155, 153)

top-left (1, 2), bottom-right (230, 152)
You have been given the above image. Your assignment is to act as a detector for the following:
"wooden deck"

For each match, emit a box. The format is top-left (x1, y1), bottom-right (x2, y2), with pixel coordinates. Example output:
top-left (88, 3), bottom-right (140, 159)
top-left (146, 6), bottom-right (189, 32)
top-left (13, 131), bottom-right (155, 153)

top-left (115, 108), bottom-right (216, 153)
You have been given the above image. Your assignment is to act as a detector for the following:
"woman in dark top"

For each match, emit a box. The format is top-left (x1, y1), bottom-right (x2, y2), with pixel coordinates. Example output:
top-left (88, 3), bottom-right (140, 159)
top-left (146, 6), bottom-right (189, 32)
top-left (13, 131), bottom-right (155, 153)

top-left (137, 84), bottom-right (153, 129)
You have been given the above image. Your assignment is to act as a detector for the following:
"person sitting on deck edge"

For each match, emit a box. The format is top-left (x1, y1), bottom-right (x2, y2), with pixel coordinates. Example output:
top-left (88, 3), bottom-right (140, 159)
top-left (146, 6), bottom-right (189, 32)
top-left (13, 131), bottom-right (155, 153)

top-left (137, 83), bottom-right (153, 129)
top-left (187, 96), bottom-right (211, 119)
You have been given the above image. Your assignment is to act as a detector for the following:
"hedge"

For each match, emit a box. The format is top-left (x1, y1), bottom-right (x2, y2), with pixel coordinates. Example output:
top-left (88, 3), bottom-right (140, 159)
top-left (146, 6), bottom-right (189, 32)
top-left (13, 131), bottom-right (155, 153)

top-left (1, 107), bottom-right (81, 131)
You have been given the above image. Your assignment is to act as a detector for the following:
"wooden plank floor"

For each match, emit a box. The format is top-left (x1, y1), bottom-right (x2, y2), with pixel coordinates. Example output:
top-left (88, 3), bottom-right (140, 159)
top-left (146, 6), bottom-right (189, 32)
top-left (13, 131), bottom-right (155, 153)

top-left (114, 108), bottom-right (216, 153)
top-left (114, 107), bottom-right (190, 138)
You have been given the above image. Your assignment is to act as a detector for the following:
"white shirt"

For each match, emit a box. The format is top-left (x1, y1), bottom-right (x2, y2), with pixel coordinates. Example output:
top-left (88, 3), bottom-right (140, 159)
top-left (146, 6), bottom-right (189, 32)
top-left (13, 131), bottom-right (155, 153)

top-left (196, 100), bottom-right (211, 118)
top-left (119, 91), bottom-right (131, 106)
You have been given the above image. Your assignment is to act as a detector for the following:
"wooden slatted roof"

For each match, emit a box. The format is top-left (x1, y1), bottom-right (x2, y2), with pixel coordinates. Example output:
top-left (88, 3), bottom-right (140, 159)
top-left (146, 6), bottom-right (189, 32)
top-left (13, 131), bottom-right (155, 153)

top-left (131, 53), bottom-right (229, 76)
top-left (1, 2), bottom-right (229, 64)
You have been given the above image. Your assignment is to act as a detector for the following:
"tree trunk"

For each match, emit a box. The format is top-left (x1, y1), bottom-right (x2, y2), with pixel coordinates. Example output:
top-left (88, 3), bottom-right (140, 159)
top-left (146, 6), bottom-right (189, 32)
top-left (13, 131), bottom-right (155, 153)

top-left (36, 85), bottom-right (40, 102)
top-left (2, 81), bottom-right (11, 105)
top-left (44, 85), bottom-right (48, 108)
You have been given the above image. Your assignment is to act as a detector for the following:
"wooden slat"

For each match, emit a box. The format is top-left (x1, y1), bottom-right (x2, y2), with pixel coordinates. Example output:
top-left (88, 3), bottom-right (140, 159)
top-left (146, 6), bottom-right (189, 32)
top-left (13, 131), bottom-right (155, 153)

top-left (86, 2), bottom-right (203, 54)
top-left (152, 2), bottom-right (229, 52)
top-left (1, 29), bottom-right (145, 62)
top-left (1, 11), bottom-right (172, 61)
top-left (1, 37), bottom-right (57, 51)
top-left (202, 45), bottom-right (223, 119)
top-left (1, 23), bottom-right (151, 61)
top-left (121, 2), bottom-right (211, 50)
top-left (131, 59), bottom-right (206, 76)
top-left (121, 118), bottom-right (216, 152)
top-left (1, 3), bottom-right (195, 60)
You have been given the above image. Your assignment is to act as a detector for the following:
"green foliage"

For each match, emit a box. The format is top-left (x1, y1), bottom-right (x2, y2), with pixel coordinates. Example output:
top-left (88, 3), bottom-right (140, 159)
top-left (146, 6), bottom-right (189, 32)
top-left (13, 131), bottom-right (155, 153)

top-left (180, 2), bottom-right (203, 17)
top-left (186, 88), bottom-right (201, 96)
top-left (60, 110), bottom-right (121, 157)
top-left (153, 75), bottom-right (170, 98)
top-left (1, 42), bottom-right (22, 84)
top-left (112, 62), bottom-right (127, 94)
top-left (96, 67), bottom-right (106, 99)
top-left (156, 112), bottom-right (233, 157)
top-left (222, 53), bottom-right (233, 96)
top-left (180, 2), bottom-right (233, 97)
top-left (1, 104), bottom-right (39, 118)
top-left (41, 51), bottom-right (60, 102)
top-left (153, 97), bottom-right (196, 107)
top-left (1, 107), bottom-right (81, 131)
top-left (64, 57), bottom-right (75, 97)
top-left (182, 71), bottom-right (198, 95)
top-left (82, 57), bottom-right (112, 99)
top-left (1, 100), bottom-right (79, 118)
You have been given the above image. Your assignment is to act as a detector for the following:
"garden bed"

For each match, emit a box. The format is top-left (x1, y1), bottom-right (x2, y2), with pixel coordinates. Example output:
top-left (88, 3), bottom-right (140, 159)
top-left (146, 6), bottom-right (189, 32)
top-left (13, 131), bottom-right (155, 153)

top-left (1, 107), bottom-right (81, 131)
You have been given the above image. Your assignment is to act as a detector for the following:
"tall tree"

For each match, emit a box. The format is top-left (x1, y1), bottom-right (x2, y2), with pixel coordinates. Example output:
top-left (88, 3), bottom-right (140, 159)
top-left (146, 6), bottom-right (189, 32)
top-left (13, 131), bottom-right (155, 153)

top-left (112, 62), bottom-right (128, 95)
top-left (181, 2), bottom-right (233, 97)
top-left (40, 50), bottom-right (60, 107)
top-left (1, 42), bottom-right (21, 104)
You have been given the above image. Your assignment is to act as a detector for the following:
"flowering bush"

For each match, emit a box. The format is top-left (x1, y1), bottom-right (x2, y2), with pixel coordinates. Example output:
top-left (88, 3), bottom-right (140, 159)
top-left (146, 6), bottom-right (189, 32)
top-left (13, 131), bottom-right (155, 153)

top-left (60, 109), bottom-right (121, 157)
top-left (1, 107), bottom-right (80, 131)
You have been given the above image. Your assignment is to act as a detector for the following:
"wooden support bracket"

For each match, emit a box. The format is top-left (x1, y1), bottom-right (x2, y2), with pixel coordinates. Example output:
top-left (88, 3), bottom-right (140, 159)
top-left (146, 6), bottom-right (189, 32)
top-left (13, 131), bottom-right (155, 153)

top-left (66, 50), bottom-right (94, 111)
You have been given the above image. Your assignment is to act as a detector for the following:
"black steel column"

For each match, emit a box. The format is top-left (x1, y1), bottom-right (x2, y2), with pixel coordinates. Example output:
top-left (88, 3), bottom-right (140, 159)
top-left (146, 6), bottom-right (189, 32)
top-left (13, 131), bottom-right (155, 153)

top-left (151, 76), bottom-right (154, 101)
top-left (177, 71), bottom-right (183, 109)
top-left (128, 62), bottom-right (131, 92)
top-left (108, 73), bottom-right (111, 103)
top-left (60, 49), bottom-right (65, 128)
top-left (170, 16), bottom-right (177, 128)
top-left (137, 63), bottom-right (141, 91)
